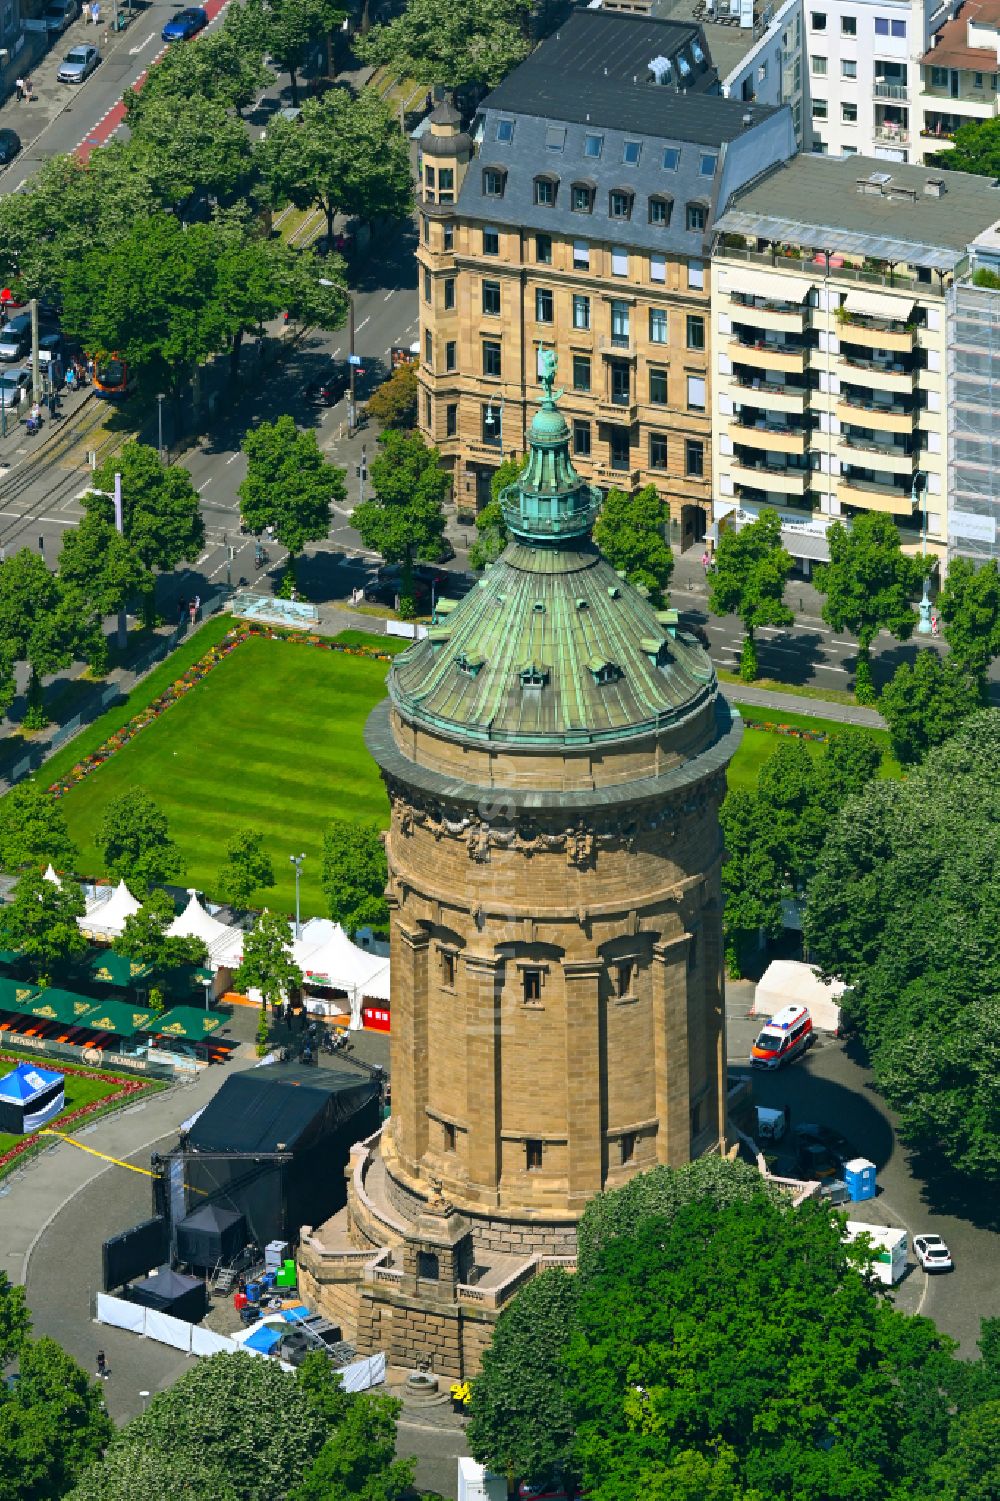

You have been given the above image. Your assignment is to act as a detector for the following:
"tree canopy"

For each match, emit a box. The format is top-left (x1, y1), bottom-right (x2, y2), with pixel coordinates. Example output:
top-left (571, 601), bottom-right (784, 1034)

top-left (879, 650), bottom-right (983, 764)
top-left (353, 430), bottom-right (450, 610)
top-left (0, 782), bottom-right (76, 875)
top-left (217, 828), bottom-right (276, 909)
top-left (0, 1336), bottom-right (113, 1501)
top-left (0, 549), bottom-right (77, 723)
top-left (233, 909), bottom-right (303, 1010)
top-left (117, 890), bottom-right (208, 975)
top-left (593, 485), bottom-right (673, 606)
top-left (468, 457), bottom-right (521, 570)
top-left (707, 509), bottom-right (792, 681)
top-left (804, 710), bottom-right (1000, 1176)
top-left (931, 114), bottom-right (1000, 177)
top-left (814, 511), bottom-right (923, 704)
top-left (0, 867), bottom-right (86, 979)
top-left (937, 555), bottom-right (1000, 678)
top-left (94, 788), bottom-right (181, 896)
top-left (238, 414), bottom-right (345, 559)
top-left (357, 0), bottom-right (531, 91)
top-left (88, 445), bottom-right (204, 615)
top-left (320, 820), bottom-right (388, 934)
top-left (289, 1391), bottom-right (414, 1501)
top-left (366, 361), bottom-right (418, 431)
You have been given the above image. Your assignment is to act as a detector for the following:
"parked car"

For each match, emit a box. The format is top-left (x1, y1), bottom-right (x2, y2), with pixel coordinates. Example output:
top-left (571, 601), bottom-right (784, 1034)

top-left (42, 0), bottom-right (79, 32)
top-left (37, 333), bottom-right (64, 374)
top-left (306, 366), bottom-right (349, 406)
top-left (161, 5), bottom-right (207, 40)
top-left (57, 44), bottom-right (100, 82)
top-left (0, 368), bottom-right (34, 408)
top-left (795, 1141), bottom-right (840, 1181)
top-left (914, 1233), bottom-right (953, 1272)
top-left (792, 1123), bottom-right (855, 1169)
top-left (0, 128), bottom-right (21, 166)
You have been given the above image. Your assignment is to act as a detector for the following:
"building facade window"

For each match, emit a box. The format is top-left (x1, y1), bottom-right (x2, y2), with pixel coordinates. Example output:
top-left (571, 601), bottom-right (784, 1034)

top-left (445, 403), bottom-right (457, 437)
top-left (443, 223), bottom-right (453, 250)
top-left (699, 152), bottom-right (718, 176)
top-left (688, 260), bottom-right (705, 290)
top-left (482, 168), bottom-right (505, 197)
top-left (662, 145), bottom-right (680, 169)
top-left (421, 216), bottom-right (429, 244)
top-left (685, 438), bottom-right (704, 477)
top-left (811, 9), bottom-right (826, 27)
top-left (526, 1138), bottom-right (543, 1170)
top-left (571, 184), bottom-right (594, 213)
top-left (620, 1131), bottom-right (636, 1165)
top-left (496, 117), bottom-right (514, 143)
top-left (812, 54), bottom-right (827, 74)
top-left (610, 300), bottom-right (630, 344)
top-left (609, 189), bottom-right (632, 219)
top-left (649, 432), bottom-right (668, 470)
top-left (536, 233), bottom-right (553, 264)
top-left (535, 287), bottom-right (554, 323)
top-left (573, 239), bottom-right (590, 270)
top-left (534, 176), bottom-right (556, 206)
top-left (842, 58), bottom-right (857, 77)
top-left (443, 1122), bottom-right (456, 1152)
top-left (813, 98), bottom-right (828, 118)
top-left (573, 419), bottom-right (591, 456)
top-left (441, 950), bottom-right (456, 987)
top-left (584, 132), bottom-right (604, 158)
top-left (687, 374), bottom-right (706, 411)
top-left (649, 194), bottom-right (672, 226)
top-left (649, 368), bottom-right (668, 405)
top-left (546, 123), bottom-right (566, 152)
top-left (424, 329), bottom-right (433, 365)
top-left (423, 269), bottom-right (431, 303)
top-left (841, 13), bottom-right (856, 33)
top-left (424, 393), bottom-right (432, 427)
top-left (686, 314), bottom-right (705, 350)
top-left (443, 277), bottom-right (455, 310)
top-left (614, 961), bottom-right (634, 998)
top-left (612, 246), bottom-right (629, 276)
top-left (622, 139), bottom-right (641, 164)
top-left (445, 340), bottom-right (457, 372)
top-left (481, 403), bottom-right (501, 447)
top-left (438, 167), bottom-right (454, 203)
top-left (686, 202), bottom-right (707, 231)
top-left (572, 294), bottom-right (590, 330)
top-left (650, 254), bottom-right (666, 283)
top-left (842, 101), bottom-right (858, 122)
top-left (523, 969), bottom-right (542, 1003)
top-left (650, 307), bottom-right (668, 344)
top-left (483, 224), bottom-right (499, 256)
top-left (609, 426), bottom-right (631, 470)
top-left (482, 340), bottom-right (502, 378)
top-left (482, 279), bottom-right (501, 316)
top-left (573, 354), bottom-right (592, 392)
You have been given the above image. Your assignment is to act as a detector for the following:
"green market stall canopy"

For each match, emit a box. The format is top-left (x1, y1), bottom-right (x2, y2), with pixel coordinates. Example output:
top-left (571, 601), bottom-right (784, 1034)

top-left (150, 1007), bottom-right (227, 1042)
top-left (88, 951), bottom-right (154, 987)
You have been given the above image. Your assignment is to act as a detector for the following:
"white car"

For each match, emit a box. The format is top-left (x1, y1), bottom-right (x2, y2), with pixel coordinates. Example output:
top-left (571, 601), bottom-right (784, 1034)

top-left (57, 43), bottom-right (99, 83)
top-left (913, 1233), bottom-right (953, 1272)
top-left (0, 368), bottom-right (32, 408)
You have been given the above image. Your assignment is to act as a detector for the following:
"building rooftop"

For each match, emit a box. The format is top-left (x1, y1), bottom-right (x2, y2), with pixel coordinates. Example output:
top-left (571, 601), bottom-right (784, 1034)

top-left (384, 367), bottom-right (717, 749)
top-left (716, 153), bottom-right (1000, 269)
top-left (920, 0), bottom-right (1000, 69)
top-left (652, 0), bottom-right (782, 81)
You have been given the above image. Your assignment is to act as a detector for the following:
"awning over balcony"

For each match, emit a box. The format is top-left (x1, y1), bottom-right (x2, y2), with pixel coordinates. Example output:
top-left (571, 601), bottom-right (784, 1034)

top-left (723, 267), bottom-right (809, 301)
top-left (844, 289), bottom-right (915, 320)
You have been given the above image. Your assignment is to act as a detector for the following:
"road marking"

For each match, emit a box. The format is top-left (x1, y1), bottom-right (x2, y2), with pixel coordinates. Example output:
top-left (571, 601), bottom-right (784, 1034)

top-left (383, 290), bottom-right (395, 301)
top-left (225, 453), bottom-right (239, 464)
top-left (197, 478), bottom-right (213, 492)
top-left (357, 315), bottom-right (370, 331)
top-left (128, 33), bottom-right (157, 53)
top-left (197, 551), bottom-right (210, 564)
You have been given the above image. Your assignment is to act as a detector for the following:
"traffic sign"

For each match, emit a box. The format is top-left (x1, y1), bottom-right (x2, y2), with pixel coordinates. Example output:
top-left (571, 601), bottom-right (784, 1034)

top-left (348, 354), bottom-right (362, 366)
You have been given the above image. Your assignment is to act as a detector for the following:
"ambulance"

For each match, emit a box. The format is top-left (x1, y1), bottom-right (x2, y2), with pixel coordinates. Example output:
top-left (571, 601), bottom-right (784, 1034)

top-left (751, 1003), bottom-right (814, 1069)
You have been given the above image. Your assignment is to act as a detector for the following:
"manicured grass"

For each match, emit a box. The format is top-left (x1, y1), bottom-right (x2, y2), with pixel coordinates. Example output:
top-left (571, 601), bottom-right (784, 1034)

top-left (727, 708), bottom-right (900, 793)
top-left (331, 629), bottom-right (411, 655)
top-left (0, 1056), bottom-right (138, 1160)
top-left (56, 635), bottom-right (391, 917)
top-left (42, 615), bottom-right (236, 789)
top-left (719, 668), bottom-right (860, 708)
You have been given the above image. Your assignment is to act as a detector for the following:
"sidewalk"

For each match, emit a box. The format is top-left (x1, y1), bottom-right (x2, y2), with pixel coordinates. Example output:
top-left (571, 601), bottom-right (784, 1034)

top-left (725, 682), bottom-right (886, 728)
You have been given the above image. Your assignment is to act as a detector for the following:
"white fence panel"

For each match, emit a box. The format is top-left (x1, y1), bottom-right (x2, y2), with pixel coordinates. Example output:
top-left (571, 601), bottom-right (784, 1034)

top-left (385, 621), bottom-right (428, 640)
top-left (191, 1327), bottom-right (239, 1358)
top-left (338, 1351), bottom-right (387, 1392)
top-left (143, 1309), bottom-right (193, 1351)
top-left (96, 1293), bottom-right (145, 1334)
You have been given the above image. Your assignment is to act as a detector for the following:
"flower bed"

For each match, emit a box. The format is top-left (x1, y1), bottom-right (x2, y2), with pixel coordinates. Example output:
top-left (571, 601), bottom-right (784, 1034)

top-left (741, 717), bottom-right (830, 744)
top-left (48, 625), bottom-right (395, 799)
top-left (0, 1056), bottom-right (155, 1174)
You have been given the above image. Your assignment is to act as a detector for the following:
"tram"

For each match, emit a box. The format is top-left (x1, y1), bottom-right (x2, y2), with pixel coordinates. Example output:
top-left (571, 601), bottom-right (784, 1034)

top-left (92, 354), bottom-right (135, 400)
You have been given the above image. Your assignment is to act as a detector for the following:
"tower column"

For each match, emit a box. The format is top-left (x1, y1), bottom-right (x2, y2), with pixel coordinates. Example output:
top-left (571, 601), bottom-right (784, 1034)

top-left (392, 924), bottom-right (431, 1168)
top-left (563, 958), bottom-right (606, 1201)
top-left (463, 951), bottom-right (504, 1202)
top-left (652, 934), bottom-right (691, 1166)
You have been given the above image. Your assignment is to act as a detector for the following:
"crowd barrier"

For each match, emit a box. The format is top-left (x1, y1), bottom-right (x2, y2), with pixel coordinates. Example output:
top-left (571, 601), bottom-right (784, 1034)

top-left (96, 1293), bottom-right (386, 1390)
top-left (385, 620), bottom-right (428, 640)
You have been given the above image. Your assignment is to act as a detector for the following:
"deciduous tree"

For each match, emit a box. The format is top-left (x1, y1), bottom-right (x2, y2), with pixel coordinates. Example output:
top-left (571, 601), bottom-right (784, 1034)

top-left (128, 95), bottom-right (255, 212)
top-left (0, 782), bottom-right (76, 874)
top-left (290, 1392), bottom-right (414, 1501)
top-left (94, 788), bottom-right (181, 896)
top-left (805, 710), bottom-right (1000, 1175)
top-left (0, 549), bottom-right (78, 727)
top-left (0, 1272), bottom-right (30, 1365)
top-left (239, 414), bottom-right (345, 577)
top-left (320, 820), bottom-right (388, 934)
top-left (118, 890), bottom-right (208, 974)
top-left (0, 866), bottom-right (86, 980)
top-left (353, 430), bottom-right (449, 612)
top-left (357, 0), bottom-right (530, 92)
top-left (879, 650), bottom-right (983, 764)
top-left (814, 511), bottom-right (923, 704)
top-left (365, 361), bottom-right (418, 430)
top-left (0, 1336), bottom-right (112, 1501)
top-left (58, 513), bottom-right (148, 675)
top-left (593, 485), bottom-right (673, 605)
top-left (937, 554), bottom-right (1000, 678)
top-left (233, 909), bottom-right (303, 1011)
top-left (707, 509), bottom-right (792, 681)
top-left (930, 114), bottom-right (1000, 177)
top-left (217, 828), bottom-right (276, 909)
top-left (258, 0), bottom-right (345, 108)
top-left (468, 457), bottom-right (521, 570)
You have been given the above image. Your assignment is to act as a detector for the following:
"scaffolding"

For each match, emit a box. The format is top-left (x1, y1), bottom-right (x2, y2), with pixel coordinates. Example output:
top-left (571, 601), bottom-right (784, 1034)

top-left (947, 277), bottom-right (1000, 563)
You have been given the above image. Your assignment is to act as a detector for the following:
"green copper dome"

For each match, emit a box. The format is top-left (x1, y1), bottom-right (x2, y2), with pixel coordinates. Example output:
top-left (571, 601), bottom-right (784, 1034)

top-left (387, 356), bottom-right (717, 748)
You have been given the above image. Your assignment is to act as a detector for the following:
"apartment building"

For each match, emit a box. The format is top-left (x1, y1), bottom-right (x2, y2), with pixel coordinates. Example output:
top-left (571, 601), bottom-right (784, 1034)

top-left (916, 0), bottom-right (1000, 158)
top-left (947, 221), bottom-right (1000, 562)
top-left (710, 152), bottom-right (1000, 568)
top-left (415, 7), bottom-right (795, 549)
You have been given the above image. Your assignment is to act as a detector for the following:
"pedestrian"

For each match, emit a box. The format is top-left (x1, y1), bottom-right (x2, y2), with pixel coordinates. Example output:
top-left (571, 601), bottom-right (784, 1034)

top-left (30, 401), bottom-right (41, 425)
top-left (14, 77), bottom-right (24, 103)
top-left (188, 600), bottom-right (196, 626)
top-left (96, 1350), bottom-right (108, 1380)
top-left (90, 0), bottom-right (99, 23)
top-left (23, 77), bottom-right (32, 101)
top-left (931, 611), bottom-right (940, 637)
top-left (701, 550), bottom-right (710, 572)
top-left (193, 593), bottom-right (201, 621)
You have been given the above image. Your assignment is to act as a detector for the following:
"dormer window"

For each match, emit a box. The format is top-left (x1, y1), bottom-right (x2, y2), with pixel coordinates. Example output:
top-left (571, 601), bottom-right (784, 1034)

top-left (589, 657), bottom-right (622, 685)
top-left (571, 182), bottom-right (595, 213)
top-left (456, 651), bottom-right (485, 676)
top-left (519, 661), bottom-right (550, 688)
top-left (483, 167), bottom-right (506, 198)
top-left (495, 117), bottom-right (515, 143)
top-left (609, 189), bottom-right (633, 220)
top-left (662, 146), bottom-right (680, 170)
top-left (649, 194), bottom-right (672, 226)
top-left (584, 132), bottom-right (604, 159)
top-left (686, 201), bottom-right (707, 232)
top-left (545, 124), bottom-right (566, 152)
top-left (622, 139), bottom-right (642, 165)
top-left (534, 174), bottom-right (558, 206)
top-left (699, 152), bottom-right (718, 177)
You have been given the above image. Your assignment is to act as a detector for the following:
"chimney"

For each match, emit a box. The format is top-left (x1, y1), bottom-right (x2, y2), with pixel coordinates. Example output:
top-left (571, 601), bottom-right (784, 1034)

top-left (924, 177), bottom-right (946, 197)
top-left (742, 108), bottom-right (753, 128)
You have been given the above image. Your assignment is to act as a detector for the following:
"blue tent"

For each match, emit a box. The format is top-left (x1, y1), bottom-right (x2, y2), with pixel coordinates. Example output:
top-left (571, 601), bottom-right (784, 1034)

top-left (0, 1063), bottom-right (64, 1135)
top-left (244, 1324), bottom-right (282, 1354)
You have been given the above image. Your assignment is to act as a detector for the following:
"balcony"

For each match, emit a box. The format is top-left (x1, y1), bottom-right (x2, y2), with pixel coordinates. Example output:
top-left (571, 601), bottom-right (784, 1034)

top-left (838, 355), bottom-right (917, 393)
top-left (873, 124), bottom-right (911, 144)
top-left (873, 81), bottom-right (909, 101)
top-left (731, 378), bottom-right (809, 414)
top-left (730, 338), bottom-right (808, 374)
top-left (730, 294), bottom-right (808, 333)
top-left (729, 420), bottom-right (807, 456)
top-left (837, 475), bottom-right (916, 515)
top-left (837, 315), bottom-right (915, 353)
top-left (598, 334), bottom-right (637, 360)
top-left (731, 460), bottom-right (808, 496)
top-left (835, 397), bottom-right (917, 432)
top-left (838, 436), bottom-right (916, 475)
top-left (717, 242), bottom-right (919, 293)
top-left (598, 394), bottom-right (639, 422)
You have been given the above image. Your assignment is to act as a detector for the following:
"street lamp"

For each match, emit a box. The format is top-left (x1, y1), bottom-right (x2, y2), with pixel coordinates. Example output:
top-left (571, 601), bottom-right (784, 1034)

top-left (139, 1391), bottom-right (150, 1413)
top-left (156, 393), bottom-right (166, 463)
top-left (913, 469), bottom-right (933, 635)
top-left (202, 974), bottom-right (213, 1013)
top-left (289, 852), bottom-right (306, 939)
top-left (223, 531), bottom-right (233, 593)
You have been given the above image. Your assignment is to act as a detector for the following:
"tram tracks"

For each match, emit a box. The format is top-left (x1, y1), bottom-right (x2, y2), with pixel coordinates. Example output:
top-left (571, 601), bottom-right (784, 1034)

top-left (0, 396), bottom-right (124, 552)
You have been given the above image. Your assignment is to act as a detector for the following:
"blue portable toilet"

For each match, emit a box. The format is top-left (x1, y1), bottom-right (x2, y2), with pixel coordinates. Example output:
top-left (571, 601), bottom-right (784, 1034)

top-left (844, 1157), bottom-right (877, 1202)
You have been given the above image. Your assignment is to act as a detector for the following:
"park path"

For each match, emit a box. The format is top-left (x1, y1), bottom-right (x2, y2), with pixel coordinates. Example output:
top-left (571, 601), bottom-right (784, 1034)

top-left (725, 682), bottom-right (885, 728)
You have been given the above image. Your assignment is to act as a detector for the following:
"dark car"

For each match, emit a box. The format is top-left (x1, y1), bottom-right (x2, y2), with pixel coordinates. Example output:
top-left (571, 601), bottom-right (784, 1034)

top-left (306, 366), bottom-right (349, 406)
top-left (0, 129), bottom-right (21, 166)
top-left (792, 1123), bottom-right (855, 1168)
top-left (161, 5), bottom-right (207, 40)
top-left (795, 1141), bottom-right (841, 1181)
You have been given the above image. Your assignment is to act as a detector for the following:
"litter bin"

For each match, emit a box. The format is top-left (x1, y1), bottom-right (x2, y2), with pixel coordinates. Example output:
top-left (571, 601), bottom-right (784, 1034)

top-left (844, 1157), bottom-right (877, 1202)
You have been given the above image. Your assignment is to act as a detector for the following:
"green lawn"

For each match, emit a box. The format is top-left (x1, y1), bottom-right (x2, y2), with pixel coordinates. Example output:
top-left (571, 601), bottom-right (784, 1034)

top-left (727, 708), bottom-right (899, 793)
top-left (57, 635), bottom-right (391, 917)
top-left (0, 1055), bottom-right (136, 1161)
top-left (330, 629), bottom-right (411, 655)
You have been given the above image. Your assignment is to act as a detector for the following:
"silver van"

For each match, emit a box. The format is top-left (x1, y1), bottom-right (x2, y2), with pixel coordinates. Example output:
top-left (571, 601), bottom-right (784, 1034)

top-left (0, 315), bottom-right (31, 363)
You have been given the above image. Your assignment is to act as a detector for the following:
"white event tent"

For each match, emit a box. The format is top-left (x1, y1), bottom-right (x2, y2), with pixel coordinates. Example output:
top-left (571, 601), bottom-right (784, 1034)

top-left (294, 918), bottom-right (390, 1027)
top-left (168, 889), bottom-right (244, 972)
top-left (78, 880), bottom-right (141, 941)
